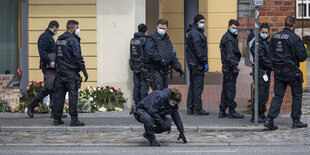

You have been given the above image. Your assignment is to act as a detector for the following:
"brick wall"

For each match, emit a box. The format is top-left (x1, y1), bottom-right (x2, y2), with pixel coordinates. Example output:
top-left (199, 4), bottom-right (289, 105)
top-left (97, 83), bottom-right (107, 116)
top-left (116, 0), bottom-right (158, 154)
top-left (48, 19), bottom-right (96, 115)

top-left (259, 0), bottom-right (295, 114)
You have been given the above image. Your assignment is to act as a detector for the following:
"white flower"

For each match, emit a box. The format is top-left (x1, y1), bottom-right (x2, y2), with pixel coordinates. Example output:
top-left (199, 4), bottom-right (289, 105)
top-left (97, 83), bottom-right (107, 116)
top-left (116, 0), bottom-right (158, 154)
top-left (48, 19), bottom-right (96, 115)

top-left (121, 90), bottom-right (124, 93)
top-left (98, 107), bottom-right (107, 112)
top-left (115, 107), bottom-right (123, 112)
top-left (110, 89), bottom-right (113, 92)
top-left (89, 97), bottom-right (94, 102)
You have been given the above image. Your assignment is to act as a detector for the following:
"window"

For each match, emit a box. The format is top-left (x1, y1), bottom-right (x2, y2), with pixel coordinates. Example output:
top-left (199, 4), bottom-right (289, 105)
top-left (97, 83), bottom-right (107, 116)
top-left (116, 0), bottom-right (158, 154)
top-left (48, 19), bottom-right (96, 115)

top-left (238, 0), bottom-right (254, 19)
top-left (296, 0), bottom-right (310, 19)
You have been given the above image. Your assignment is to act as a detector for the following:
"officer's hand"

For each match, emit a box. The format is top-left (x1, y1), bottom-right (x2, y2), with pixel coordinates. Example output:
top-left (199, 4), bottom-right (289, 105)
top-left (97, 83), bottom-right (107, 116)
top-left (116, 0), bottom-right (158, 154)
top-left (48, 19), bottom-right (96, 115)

top-left (177, 132), bottom-right (187, 143)
top-left (50, 62), bottom-right (55, 68)
top-left (179, 69), bottom-right (184, 77)
top-left (82, 70), bottom-right (88, 82)
top-left (204, 64), bottom-right (209, 72)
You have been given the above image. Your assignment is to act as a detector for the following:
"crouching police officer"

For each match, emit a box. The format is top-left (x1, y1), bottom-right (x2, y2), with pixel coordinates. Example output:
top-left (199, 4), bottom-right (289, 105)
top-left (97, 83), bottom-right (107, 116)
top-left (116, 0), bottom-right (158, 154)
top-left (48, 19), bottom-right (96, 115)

top-left (130, 24), bottom-right (150, 105)
top-left (53, 20), bottom-right (88, 126)
top-left (250, 23), bottom-right (273, 123)
top-left (186, 14), bottom-right (209, 116)
top-left (219, 19), bottom-right (244, 119)
top-left (265, 16), bottom-right (308, 130)
top-left (145, 19), bottom-right (184, 90)
top-left (131, 88), bottom-right (187, 146)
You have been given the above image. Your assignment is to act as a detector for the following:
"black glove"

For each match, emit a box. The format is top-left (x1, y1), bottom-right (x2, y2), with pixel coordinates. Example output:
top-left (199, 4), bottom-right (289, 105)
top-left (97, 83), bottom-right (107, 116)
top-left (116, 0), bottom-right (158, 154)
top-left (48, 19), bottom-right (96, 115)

top-left (178, 69), bottom-right (184, 77)
top-left (177, 132), bottom-right (187, 143)
top-left (82, 69), bottom-right (88, 82)
top-left (161, 59), bottom-right (169, 67)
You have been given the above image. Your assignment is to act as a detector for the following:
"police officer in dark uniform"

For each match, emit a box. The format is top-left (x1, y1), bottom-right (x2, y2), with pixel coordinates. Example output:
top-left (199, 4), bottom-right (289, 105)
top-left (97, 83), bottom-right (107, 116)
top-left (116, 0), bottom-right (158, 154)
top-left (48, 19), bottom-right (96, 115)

top-left (27, 21), bottom-right (68, 119)
top-left (131, 88), bottom-right (187, 146)
top-left (186, 14), bottom-right (209, 116)
top-left (53, 20), bottom-right (88, 126)
top-left (219, 19), bottom-right (244, 119)
top-left (264, 16), bottom-right (308, 130)
top-left (250, 23), bottom-right (273, 123)
top-left (130, 24), bottom-right (150, 105)
top-left (145, 19), bottom-right (184, 90)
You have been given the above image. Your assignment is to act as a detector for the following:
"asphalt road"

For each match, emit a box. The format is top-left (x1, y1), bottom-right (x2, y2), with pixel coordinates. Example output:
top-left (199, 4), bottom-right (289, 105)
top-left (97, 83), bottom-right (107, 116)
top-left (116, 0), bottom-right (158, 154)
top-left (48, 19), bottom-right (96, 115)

top-left (1, 146), bottom-right (310, 155)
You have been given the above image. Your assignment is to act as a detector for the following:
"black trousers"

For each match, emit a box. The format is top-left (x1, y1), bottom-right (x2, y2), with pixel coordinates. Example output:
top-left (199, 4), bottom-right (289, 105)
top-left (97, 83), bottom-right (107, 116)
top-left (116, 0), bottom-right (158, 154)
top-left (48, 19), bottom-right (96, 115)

top-left (136, 110), bottom-right (171, 136)
top-left (53, 69), bottom-right (82, 120)
top-left (29, 68), bottom-right (56, 110)
top-left (133, 72), bottom-right (150, 104)
top-left (220, 71), bottom-right (239, 112)
top-left (187, 69), bottom-right (205, 111)
top-left (151, 70), bottom-right (168, 90)
top-left (252, 69), bottom-right (271, 115)
top-left (267, 71), bottom-right (303, 120)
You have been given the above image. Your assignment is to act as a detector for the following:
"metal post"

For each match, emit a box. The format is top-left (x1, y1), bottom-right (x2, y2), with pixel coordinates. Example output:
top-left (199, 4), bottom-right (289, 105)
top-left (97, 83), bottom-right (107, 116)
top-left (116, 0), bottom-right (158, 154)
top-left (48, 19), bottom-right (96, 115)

top-left (254, 6), bottom-right (259, 125)
top-left (184, 0), bottom-right (198, 84)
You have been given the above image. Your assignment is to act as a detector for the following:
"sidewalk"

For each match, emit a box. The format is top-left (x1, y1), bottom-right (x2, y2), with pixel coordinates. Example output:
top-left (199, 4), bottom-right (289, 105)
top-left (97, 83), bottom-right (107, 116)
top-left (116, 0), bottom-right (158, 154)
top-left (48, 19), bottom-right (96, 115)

top-left (0, 110), bottom-right (306, 132)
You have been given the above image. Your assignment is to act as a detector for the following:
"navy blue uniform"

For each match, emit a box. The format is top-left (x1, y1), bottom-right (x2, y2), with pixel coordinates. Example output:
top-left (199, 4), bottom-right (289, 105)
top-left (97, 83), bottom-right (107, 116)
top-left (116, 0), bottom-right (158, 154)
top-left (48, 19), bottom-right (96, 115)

top-left (186, 24), bottom-right (208, 111)
top-left (54, 32), bottom-right (86, 119)
top-left (28, 29), bottom-right (57, 113)
top-left (129, 32), bottom-right (150, 104)
top-left (219, 30), bottom-right (241, 113)
top-left (250, 36), bottom-right (273, 117)
top-left (135, 88), bottom-right (184, 137)
top-left (267, 28), bottom-right (307, 120)
top-left (145, 32), bottom-right (182, 90)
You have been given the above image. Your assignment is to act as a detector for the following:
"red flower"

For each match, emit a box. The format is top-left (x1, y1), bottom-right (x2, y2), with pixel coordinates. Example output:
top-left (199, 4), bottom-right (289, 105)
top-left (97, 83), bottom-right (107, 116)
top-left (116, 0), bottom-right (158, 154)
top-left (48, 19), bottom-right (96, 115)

top-left (111, 87), bottom-right (115, 90)
top-left (113, 90), bottom-right (118, 93)
top-left (106, 86), bottom-right (110, 89)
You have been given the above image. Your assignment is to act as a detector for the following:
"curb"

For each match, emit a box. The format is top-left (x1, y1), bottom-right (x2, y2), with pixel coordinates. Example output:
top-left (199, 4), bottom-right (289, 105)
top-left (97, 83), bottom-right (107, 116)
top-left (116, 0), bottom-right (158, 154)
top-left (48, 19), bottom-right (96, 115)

top-left (0, 125), bottom-right (278, 132)
top-left (1, 142), bottom-right (309, 147)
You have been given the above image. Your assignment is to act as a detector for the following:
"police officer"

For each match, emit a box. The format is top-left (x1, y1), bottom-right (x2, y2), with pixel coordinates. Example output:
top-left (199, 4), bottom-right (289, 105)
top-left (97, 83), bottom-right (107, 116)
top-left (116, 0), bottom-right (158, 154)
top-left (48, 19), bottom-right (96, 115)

top-left (250, 23), bottom-right (273, 123)
top-left (145, 19), bottom-right (184, 90)
top-left (264, 16), bottom-right (308, 130)
top-left (130, 24), bottom-right (150, 105)
top-left (219, 19), bottom-right (244, 119)
top-left (53, 20), bottom-right (88, 126)
top-left (131, 88), bottom-right (187, 146)
top-left (27, 21), bottom-right (67, 119)
top-left (185, 14), bottom-right (209, 116)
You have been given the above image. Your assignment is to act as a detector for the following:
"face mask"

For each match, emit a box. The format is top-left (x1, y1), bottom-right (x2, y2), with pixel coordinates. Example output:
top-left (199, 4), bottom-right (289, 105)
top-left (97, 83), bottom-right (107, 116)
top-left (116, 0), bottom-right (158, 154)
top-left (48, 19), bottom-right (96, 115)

top-left (157, 28), bottom-right (166, 36)
top-left (74, 28), bottom-right (80, 36)
top-left (260, 33), bottom-right (268, 39)
top-left (229, 28), bottom-right (238, 35)
top-left (169, 101), bottom-right (175, 107)
top-left (198, 23), bottom-right (204, 29)
top-left (53, 31), bottom-right (57, 36)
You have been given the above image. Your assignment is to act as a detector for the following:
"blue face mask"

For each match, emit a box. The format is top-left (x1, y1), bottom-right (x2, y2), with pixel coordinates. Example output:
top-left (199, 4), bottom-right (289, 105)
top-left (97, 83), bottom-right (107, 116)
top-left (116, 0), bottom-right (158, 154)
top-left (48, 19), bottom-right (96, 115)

top-left (169, 101), bottom-right (175, 107)
top-left (157, 28), bottom-right (166, 36)
top-left (229, 28), bottom-right (238, 34)
top-left (260, 33), bottom-right (268, 39)
top-left (198, 23), bottom-right (204, 29)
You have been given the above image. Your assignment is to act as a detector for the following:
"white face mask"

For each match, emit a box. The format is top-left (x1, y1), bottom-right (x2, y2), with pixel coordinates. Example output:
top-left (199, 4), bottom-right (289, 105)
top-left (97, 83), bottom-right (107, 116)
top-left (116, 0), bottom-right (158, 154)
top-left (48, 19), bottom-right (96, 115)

top-left (74, 28), bottom-right (80, 36)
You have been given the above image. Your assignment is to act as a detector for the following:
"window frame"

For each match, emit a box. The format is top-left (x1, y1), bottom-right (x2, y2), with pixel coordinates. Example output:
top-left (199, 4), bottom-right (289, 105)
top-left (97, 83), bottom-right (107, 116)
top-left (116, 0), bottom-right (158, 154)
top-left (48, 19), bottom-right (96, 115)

top-left (296, 0), bottom-right (310, 19)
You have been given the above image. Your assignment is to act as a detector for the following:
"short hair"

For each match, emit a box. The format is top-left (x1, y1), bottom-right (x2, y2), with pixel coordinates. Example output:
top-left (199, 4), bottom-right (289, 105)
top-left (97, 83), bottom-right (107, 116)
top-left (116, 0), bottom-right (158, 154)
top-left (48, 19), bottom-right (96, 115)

top-left (66, 20), bottom-right (79, 30)
top-left (229, 19), bottom-right (240, 26)
top-left (48, 20), bottom-right (59, 29)
top-left (138, 23), bottom-right (147, 33)
top-left (170, 88), bottom-right (182, 103)
top-left (284, 16), bottom-right (296, 27)
top-left (157, 19), bottom-right (169, 27)
top-left (260, 23), bottom-right (270, 31)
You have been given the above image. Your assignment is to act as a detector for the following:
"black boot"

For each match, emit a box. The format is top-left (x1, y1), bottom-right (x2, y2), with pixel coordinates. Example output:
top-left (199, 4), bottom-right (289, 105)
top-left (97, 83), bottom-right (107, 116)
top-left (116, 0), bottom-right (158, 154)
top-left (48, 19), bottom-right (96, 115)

top-left (187, 108), bottom-right (193, 115)
top-left (53, 119), bottom-right (64, 126)
top-left (250, 115), bottom-right (266, 123)
top-left (143, 133), bottom-right (160, 146)
top-left (27, 105), bottom-right (34, 118)
top-left (292, 119), bottom-right (308, 129)
top-left (219, 110), bottom-right (227, 118)
top-left (264, 117), bottom-right (278, 130)
top-left (70, 116), bottom-right (85, 126)
top-left (228, 111), bottom-right (244, 119)
top-left (194, 109), bottom-right (209, 116)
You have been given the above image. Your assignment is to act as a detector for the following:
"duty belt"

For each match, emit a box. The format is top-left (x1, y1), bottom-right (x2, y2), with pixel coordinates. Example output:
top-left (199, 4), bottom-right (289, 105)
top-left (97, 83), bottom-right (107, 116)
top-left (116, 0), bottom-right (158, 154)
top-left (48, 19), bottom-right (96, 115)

top-left (57, 65), bottom-right (79, 73)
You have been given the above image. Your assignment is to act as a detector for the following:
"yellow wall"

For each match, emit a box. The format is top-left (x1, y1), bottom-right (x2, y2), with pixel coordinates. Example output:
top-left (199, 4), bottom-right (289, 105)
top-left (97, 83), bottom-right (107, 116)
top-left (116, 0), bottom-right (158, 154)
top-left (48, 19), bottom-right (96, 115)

top-left (28, 0), bottom-right (97, 88)
top-left (199, 0), bottom-right (238, 72)
top-left (300, 61), bottom-right (307, 88)
top-left (160, 0), bottom-right (185, 70)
